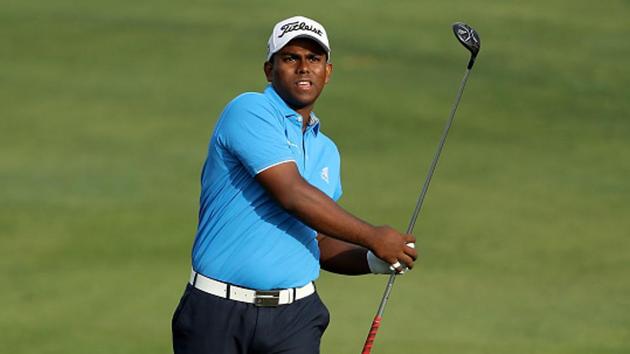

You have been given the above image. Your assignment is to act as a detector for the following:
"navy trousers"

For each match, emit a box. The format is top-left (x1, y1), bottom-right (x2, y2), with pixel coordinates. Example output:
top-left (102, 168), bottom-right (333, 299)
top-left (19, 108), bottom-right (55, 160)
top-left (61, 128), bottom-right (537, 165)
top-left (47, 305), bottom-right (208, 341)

top-left (172, 284), bottom-right (330, 354)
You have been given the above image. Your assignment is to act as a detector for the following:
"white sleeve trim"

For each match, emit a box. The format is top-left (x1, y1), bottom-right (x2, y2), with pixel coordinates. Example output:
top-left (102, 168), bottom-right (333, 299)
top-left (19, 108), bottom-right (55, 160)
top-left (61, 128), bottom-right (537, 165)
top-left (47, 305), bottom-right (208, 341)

top-left (255, 159), bottom-right (297, 175)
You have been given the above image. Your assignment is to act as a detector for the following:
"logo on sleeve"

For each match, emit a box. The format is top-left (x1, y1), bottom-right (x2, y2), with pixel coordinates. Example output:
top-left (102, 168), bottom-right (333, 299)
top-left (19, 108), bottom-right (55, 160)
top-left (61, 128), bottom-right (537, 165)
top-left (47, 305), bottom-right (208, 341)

top-left (320, 167), bottom-right (329, 184)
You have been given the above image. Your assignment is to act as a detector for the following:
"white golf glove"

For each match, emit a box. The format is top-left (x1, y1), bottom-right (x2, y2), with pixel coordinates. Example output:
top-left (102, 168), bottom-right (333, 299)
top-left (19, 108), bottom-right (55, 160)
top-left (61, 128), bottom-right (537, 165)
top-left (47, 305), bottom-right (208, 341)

top-left (366, 243), bottom-right (415, 274)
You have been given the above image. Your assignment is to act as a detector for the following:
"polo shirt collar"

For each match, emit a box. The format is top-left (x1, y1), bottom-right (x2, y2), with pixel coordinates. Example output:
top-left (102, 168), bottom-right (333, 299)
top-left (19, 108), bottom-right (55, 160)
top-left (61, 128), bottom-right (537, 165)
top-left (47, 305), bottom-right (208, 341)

top-left (264, 84), bottom-right (321, 135)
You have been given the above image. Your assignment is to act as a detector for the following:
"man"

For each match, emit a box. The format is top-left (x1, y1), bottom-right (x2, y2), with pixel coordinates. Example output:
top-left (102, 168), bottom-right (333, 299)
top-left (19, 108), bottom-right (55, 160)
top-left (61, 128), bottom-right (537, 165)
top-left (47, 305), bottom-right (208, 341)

top-left (172, 15), bottom-right (417, 354)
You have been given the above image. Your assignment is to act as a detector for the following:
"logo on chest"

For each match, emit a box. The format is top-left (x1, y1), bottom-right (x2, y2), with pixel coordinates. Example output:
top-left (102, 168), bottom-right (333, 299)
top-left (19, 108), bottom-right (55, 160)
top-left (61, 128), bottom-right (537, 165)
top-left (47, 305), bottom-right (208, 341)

top-left (320, 167), bottom-right (329, 184)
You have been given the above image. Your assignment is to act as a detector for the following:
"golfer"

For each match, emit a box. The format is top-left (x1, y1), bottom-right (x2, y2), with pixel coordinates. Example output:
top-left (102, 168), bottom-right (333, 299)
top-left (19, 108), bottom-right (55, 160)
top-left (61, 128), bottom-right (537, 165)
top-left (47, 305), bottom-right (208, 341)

top-left (172, 15), bottom-right (417, 354)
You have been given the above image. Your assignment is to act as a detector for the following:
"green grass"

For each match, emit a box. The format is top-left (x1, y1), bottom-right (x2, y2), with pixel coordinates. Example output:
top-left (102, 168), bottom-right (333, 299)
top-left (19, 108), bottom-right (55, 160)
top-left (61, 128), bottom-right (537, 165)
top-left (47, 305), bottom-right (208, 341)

top-left (2, 0), bottom-right (629, 353)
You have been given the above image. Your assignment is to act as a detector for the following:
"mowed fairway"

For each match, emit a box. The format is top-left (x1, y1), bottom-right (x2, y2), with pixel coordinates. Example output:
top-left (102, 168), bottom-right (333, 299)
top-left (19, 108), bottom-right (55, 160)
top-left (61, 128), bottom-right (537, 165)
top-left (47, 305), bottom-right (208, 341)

top-left (1, 1), bottom-right (629, 353)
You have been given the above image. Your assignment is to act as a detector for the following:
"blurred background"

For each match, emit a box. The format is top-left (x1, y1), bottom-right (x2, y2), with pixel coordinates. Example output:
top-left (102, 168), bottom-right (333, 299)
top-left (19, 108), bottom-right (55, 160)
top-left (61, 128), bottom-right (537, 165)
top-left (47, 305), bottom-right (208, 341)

top-left (2, 0), bottom-right (628, 353)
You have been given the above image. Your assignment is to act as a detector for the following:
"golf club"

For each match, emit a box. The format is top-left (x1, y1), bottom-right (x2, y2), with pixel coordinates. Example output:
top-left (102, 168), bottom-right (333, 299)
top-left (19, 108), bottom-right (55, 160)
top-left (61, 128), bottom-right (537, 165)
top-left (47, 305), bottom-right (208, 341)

top-left (361, 22), bottom-right (481, 354)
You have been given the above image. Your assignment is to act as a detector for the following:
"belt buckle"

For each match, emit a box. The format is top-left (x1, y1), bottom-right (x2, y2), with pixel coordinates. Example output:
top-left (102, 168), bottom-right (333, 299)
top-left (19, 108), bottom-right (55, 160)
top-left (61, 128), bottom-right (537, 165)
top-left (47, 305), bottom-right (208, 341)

top-left (254, 290), bottom-right (281, 307)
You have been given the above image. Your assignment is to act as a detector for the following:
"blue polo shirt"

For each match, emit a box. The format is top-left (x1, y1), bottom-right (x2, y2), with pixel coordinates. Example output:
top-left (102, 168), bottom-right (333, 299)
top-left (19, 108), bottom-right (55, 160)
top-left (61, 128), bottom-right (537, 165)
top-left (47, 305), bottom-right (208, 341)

top-left (191, 85), bottom-right (342, 290)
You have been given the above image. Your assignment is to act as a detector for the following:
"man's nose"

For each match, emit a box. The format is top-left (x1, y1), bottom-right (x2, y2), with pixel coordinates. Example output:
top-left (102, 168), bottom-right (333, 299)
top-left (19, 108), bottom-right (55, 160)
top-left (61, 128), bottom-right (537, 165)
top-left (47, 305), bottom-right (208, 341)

top-left (296, 59), bottom-right (309, 73)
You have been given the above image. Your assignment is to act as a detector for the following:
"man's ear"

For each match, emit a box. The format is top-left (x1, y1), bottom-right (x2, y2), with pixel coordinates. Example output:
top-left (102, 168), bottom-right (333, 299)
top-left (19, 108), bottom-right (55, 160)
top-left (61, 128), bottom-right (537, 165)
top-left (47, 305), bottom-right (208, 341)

top-left (264, 61), bottom-right (273, 82)
top-left (324, 63), bottom-right (333, 84)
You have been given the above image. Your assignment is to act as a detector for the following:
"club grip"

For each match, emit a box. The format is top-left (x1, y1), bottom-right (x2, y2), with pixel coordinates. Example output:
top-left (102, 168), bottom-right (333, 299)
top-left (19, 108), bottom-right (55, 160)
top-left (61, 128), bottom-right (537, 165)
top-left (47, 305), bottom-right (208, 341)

top-left (361, 316), bottom-right (382, 354)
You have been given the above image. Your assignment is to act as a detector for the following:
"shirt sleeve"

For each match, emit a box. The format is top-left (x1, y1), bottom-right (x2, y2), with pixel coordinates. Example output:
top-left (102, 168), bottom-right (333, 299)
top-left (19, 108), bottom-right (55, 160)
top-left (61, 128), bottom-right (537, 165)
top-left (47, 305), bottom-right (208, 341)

top-left (215, 93), bottom-right (295, 176)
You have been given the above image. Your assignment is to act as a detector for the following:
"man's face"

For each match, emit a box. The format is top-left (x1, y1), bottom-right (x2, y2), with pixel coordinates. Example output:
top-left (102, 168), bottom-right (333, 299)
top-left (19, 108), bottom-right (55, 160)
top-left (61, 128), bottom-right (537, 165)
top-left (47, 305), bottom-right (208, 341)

top-left (264, 38), bottom-right (333, 112)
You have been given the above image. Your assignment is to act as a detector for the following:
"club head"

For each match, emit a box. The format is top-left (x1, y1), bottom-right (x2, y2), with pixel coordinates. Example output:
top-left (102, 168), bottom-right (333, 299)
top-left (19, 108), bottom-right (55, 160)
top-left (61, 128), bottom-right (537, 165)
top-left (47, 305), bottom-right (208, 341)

top-left (452, 22), bottom-right (481, 68)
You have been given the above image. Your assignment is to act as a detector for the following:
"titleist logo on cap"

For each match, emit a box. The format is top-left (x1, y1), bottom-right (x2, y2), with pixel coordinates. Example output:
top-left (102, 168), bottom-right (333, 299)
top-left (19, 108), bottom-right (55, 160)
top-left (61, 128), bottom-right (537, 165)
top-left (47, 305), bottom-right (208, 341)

top-left (278, 21), bottom-right (323, 38)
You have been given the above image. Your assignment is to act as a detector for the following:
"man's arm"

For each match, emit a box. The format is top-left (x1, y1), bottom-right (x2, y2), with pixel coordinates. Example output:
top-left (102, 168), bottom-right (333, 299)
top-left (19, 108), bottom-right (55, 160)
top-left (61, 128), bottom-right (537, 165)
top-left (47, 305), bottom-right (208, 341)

top-left (256, 162), bottom-right (417, 269)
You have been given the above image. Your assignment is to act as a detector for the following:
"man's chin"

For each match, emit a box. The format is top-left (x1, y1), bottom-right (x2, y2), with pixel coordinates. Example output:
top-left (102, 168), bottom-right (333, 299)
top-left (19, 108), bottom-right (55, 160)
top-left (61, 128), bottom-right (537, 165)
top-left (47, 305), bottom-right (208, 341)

top-left (287, 96), bottom-right (317, 110)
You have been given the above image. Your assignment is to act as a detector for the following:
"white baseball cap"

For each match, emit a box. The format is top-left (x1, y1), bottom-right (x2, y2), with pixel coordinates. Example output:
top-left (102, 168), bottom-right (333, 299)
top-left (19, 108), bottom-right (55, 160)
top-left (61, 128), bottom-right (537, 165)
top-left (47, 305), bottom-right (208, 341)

top-left (266, 16), bottom-right (331, 63)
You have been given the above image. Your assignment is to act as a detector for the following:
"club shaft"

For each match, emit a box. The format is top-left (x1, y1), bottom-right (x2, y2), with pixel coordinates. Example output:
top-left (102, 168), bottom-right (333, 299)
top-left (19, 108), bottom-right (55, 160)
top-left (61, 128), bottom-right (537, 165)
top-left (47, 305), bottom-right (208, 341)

top-left (361, 67), bottom-right (472, 354)
top-left (406, 66), bottom-right (471, 234)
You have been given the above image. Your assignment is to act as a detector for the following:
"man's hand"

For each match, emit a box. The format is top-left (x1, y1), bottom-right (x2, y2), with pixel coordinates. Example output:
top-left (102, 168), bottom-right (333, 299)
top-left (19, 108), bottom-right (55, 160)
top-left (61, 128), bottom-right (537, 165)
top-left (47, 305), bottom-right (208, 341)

top-left (367, 243), bottom-right (416, 274)
top-left (366, 226), bottom-right (417, 272)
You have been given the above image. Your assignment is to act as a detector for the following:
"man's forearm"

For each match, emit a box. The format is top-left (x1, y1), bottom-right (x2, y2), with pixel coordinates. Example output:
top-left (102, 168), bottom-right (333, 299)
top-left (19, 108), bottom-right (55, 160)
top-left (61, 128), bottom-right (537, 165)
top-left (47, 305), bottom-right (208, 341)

top-left (284, 181), bottom-right (379, 248)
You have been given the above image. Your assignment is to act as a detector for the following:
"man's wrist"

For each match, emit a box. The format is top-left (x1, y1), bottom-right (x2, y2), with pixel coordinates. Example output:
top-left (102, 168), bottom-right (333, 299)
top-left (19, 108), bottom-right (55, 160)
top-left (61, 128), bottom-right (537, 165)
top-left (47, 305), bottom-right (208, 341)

top-left (361, 225), bottom-right (382, 251)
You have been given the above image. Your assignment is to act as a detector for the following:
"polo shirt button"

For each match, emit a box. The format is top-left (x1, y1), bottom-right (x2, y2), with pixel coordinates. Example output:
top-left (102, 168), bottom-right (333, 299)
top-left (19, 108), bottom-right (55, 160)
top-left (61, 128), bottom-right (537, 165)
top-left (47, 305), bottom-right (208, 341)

top-left (297, 117), bottom-right (302, 122)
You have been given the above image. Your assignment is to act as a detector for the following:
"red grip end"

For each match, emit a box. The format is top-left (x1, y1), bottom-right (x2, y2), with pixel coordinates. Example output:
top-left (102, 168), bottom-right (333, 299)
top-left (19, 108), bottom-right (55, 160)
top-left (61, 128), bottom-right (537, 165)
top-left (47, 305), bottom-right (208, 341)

top-left (361, 316), bottom-right (382, 354)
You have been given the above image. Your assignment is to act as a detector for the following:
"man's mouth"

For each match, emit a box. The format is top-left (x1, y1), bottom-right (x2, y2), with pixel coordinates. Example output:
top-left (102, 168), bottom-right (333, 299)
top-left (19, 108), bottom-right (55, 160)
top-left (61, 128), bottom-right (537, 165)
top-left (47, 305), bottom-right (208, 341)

top-left (296, 80), bottom-right (312, 90)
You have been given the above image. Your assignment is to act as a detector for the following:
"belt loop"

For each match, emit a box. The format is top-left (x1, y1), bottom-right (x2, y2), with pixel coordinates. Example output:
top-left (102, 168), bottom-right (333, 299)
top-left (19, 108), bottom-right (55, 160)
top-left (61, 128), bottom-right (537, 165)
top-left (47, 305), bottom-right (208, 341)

top-left (193, 272), bottom-right (199, 286)
top-left (293, 288), bottom-right (297, 302)
top-left (226, 283), bottom-right (231, 299)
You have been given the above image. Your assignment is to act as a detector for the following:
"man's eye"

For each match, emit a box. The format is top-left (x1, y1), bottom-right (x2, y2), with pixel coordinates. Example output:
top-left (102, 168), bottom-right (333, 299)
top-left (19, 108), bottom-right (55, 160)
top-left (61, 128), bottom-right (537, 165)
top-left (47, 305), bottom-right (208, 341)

top-left (284, 56), bottom-right (297, 62)
top-left (309, 56), bottom-right (322, 62)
